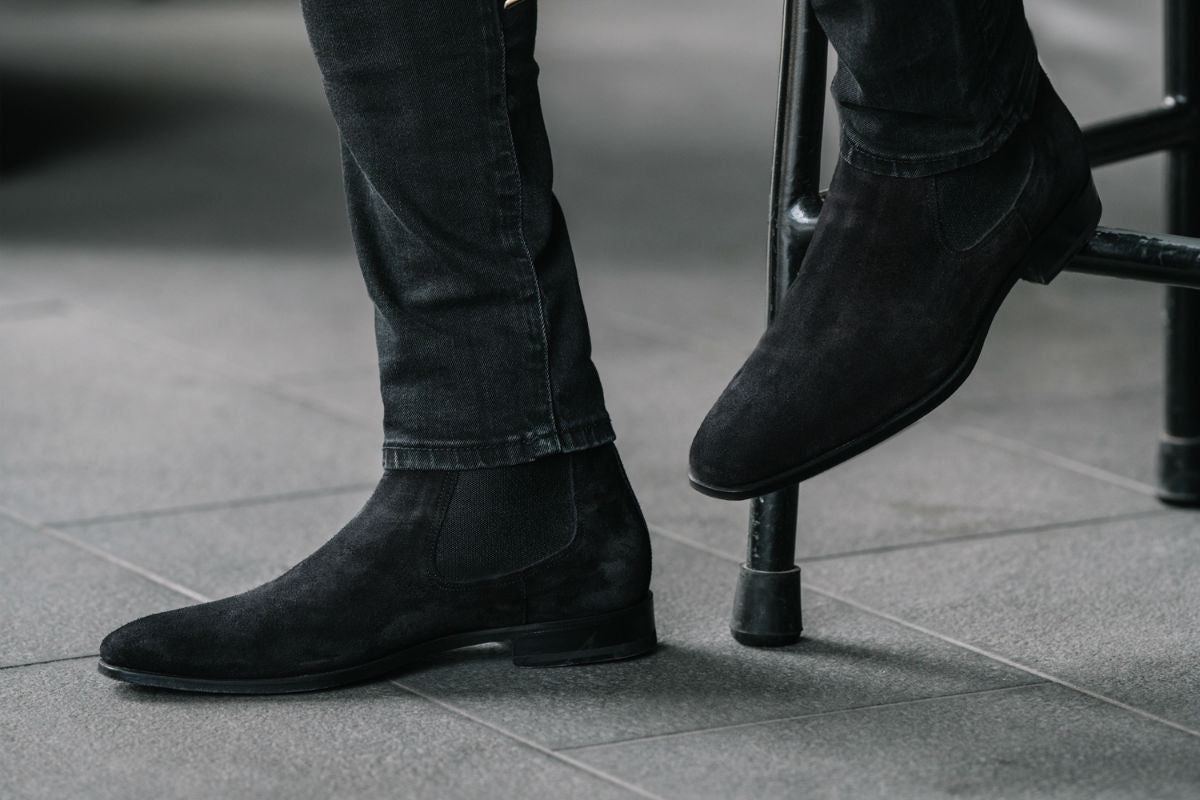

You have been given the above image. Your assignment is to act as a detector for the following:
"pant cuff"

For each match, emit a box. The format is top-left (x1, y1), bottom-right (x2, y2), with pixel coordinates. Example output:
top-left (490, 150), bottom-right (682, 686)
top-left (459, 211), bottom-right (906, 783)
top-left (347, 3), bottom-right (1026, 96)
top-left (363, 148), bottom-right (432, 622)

top-left (840, 28), bottom-right (1043, 178)
top-left (380, 416), bottom-right (616, 470)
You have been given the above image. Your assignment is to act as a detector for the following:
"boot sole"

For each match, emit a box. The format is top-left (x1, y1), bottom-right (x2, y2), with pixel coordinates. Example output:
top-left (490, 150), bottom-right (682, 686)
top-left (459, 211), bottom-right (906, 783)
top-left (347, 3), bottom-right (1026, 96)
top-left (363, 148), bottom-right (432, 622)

top-left (97, 594), bottom-right (657, 694)
top-left (690, 178), bottom-right (1103, 501)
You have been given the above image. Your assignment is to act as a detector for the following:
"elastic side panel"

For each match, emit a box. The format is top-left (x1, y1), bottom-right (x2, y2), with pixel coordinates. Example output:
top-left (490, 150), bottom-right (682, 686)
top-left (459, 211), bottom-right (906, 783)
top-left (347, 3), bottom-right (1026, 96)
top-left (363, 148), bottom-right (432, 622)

top-left (935, 137), bottom-right (1034, 252)
top-left (435, 452), bottom-right (575, 582)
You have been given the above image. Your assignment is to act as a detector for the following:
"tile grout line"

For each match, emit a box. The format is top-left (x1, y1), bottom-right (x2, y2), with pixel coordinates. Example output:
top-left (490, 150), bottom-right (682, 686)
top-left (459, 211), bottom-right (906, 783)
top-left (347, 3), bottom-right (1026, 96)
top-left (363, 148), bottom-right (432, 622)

top-left (64, 300), bottom-right (376, 429)
top-left (651, 506), bottom-right (1173, 566)
top-left (600, 308), bottom-right (748, 358)
top-left (792, 508), bottom-right (1172, 563)
top-left (391, 680), bottom-right (668, 800)
top-left (1, 654), bottom-right (100, 672)
top-left (558, 681), bottom-right (1050, 753)
top-left (0, 504), bottom-right (212, 603)
top-left (802, 582), bottom-right (1200, 740)
top-left (948, 424), bottom-right (1160, 497)
top-left (648, 517), bottom-right (1200, 740)
top-left (47, 482), bottom-right (377, 529)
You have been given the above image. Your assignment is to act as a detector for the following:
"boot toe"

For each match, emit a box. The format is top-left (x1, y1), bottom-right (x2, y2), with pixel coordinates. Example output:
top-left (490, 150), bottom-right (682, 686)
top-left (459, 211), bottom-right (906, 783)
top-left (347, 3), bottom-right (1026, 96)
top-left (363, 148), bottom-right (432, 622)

top-left (689, 412), bottom-right (749, 491)
top-left (100, 611), bottom-right (178, 673)
top-left (689, 387), bottom-right (799, 495)
top-left (99, 605), bottom-right (230, 677)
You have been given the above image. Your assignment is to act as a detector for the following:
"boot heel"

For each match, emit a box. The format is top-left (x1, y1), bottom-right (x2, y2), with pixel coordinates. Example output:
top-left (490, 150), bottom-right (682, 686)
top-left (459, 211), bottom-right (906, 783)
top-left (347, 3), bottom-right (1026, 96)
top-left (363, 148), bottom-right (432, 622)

top-left (510, 594), bottom-right (657, 667)
top-left (1021, 177), bottom-right (1103, 285)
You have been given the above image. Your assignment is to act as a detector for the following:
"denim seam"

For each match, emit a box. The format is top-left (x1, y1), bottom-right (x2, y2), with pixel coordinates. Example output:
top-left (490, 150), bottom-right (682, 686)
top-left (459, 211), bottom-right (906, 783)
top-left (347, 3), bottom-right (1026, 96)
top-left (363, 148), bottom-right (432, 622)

top-left (490, 0), bottom-right (563, 450)
top-left (841, 90), bottom-right (1023, 176)
top-left (380, 417), bottom-right (614, 469)
top-left (381, 414), bottom-right (611, 451)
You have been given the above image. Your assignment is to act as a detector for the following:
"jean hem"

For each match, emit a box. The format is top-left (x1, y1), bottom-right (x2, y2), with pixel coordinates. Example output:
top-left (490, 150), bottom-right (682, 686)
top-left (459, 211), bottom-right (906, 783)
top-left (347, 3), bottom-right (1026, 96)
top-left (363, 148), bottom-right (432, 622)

top-left (839, 30), bottom-right (1042, 178)
top-left (381, 417), bottom-right (616, 470)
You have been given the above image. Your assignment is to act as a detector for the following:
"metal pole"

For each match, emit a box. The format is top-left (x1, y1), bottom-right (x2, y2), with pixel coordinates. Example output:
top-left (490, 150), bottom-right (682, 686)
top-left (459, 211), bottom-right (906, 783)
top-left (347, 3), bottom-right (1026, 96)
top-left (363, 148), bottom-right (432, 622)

top-left (731, 0), bottom-right (827, 647)
top-left (1159, 0), bottom-right (1200, 505)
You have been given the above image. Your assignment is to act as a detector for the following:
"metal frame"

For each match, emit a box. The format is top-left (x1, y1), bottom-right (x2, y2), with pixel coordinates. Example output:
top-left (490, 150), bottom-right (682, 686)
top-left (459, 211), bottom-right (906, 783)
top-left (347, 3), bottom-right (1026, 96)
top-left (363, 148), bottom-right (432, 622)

top-left (731, 0), bottom-right (1200, 646)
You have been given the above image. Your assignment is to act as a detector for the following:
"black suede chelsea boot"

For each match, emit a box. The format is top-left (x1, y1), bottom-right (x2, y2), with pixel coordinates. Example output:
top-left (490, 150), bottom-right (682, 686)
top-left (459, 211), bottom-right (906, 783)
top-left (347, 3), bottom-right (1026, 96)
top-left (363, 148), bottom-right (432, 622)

top-left (98, 444), bottom-right (655, 693)
top-left (689, 74), bottom-right (1101, 500)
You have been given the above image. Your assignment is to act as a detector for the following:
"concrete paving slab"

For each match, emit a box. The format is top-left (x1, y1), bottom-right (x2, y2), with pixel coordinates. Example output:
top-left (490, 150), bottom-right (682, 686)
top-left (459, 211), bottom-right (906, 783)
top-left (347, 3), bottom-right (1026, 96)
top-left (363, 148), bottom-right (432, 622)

top-left (582, 261), bottom-right (765, 364)
top-left (805, 511), bottom-right (1200, 732)
top-left (396, 535), bottom-right (1034, 750)
top-left (949, 385), bottom-right (1161, 487)
top-left (0, 312), bottom-right (379, 524)
top-left (569, 683), bottom-right (1200, 800)
top-left (955, 275), bottom-right (1163, 408)
top-left (275, 368), bottom-right (383, 428)
top-left (3, 248), bottom-right (379, 383)
top-left (0, 659), bottom-right (638, 800)
top-left (64, 489), bottom-right (371, 602)
top-left (0, 517), bottom-right (189, 668)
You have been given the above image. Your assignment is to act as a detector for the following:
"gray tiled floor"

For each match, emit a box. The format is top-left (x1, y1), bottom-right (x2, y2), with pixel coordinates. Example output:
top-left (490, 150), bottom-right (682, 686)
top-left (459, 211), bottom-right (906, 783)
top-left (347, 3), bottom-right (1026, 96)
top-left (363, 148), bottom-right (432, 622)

top-left (0, 310), bottom-right (379, 523)
top-left (805, 511), bottom-right (1200, 732)
top-left (570, 684), bottom-right (1200, 800)
top-left (0, 660), bottom-right (636, 800)
top-left (3, 0), bottom-right (1199, 797)
top-left (1, 518), bottom-right (188, 667)
top-left (396, 536), bottom-right (1035, 749)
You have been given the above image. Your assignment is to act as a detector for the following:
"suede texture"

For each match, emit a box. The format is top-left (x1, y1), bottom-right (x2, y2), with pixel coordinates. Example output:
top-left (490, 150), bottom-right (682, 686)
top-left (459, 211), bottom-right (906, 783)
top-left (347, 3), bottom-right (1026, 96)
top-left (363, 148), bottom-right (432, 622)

top-left (523, 443), bottom-right (651, 622)
top-left (689, 74), bottom-right (1095, 492)
top-left (99, 444), bottom-right (651, 681)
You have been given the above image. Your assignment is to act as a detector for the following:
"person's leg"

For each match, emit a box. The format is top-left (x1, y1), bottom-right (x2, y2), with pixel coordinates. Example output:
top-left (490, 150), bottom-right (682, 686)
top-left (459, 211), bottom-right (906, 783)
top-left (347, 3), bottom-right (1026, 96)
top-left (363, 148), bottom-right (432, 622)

top-left (317, 0), bottom-right (611, 467)
top-left (690, 0), bottom-right (1100, 498)
top-left (97, 0), bottom-right (655, 692)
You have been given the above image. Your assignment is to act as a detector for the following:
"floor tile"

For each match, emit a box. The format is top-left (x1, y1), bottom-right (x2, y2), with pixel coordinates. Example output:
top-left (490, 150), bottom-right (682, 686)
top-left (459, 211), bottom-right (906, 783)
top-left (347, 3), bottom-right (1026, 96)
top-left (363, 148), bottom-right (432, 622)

top-left (0, 518), bottom-right (189, 668)
top-left (948, 385), bottom-right (1162, 487)
top-left (805, 511), bottom-right (1200, 731)
top-left (0, 312), bottom-right (379, 523)
top-left (2, 248), bottom-right (379, 382)
top-left (64, 490), bottom-right (371, 602)
top-left (570, 683), bottom-right (1200, 800)
top-left (0, 659), bottom-right (637, 800)
top-left (954, 275), bottom-right (1163, 408)
top-left (395, 536), bottom-right (1034, 750)
top-left (276, 368), bottom-right (383, 428)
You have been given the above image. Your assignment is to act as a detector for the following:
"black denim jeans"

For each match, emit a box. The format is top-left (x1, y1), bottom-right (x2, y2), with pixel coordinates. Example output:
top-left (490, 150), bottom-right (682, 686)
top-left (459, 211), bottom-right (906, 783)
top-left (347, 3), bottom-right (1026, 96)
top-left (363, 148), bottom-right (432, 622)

top-left (300, 0), bottom-right (1041, 469)
top-left (814, 0), bottom-right (1041, 177)
top-left (302, 0), bottom-right (613, 469)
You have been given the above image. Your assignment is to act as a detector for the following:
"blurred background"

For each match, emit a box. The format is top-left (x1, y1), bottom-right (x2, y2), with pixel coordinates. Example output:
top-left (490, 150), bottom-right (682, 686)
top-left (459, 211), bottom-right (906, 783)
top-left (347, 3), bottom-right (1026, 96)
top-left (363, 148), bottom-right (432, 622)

top-left (0, 0), bottom-right (1164, 262)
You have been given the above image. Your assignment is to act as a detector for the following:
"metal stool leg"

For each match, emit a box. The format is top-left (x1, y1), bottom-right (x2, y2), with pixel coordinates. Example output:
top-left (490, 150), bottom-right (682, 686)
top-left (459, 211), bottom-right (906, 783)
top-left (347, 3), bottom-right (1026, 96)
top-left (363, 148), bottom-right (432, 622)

top-left (1159, 0), bottom-right (1200, 506)
top-left (730, 0), bottom-right (826, 647)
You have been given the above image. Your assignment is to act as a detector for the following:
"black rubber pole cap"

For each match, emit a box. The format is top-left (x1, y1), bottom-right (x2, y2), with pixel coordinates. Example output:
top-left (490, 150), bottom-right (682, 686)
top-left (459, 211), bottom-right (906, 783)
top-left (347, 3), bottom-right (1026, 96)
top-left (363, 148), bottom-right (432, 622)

top-left (1158, 436), bottom-right (1200, 507)
top-left (730, 563), bottom-right (802, 647)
